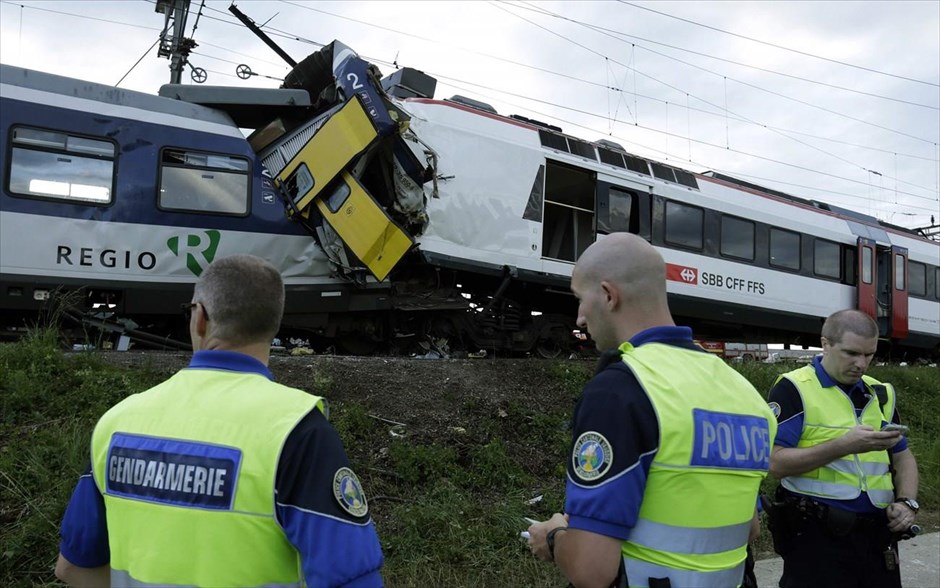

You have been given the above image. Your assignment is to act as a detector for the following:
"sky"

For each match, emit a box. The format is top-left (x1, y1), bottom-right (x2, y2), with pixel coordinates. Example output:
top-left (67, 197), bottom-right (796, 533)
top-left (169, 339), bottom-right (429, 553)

top-left (1, 0), bottom-right (938, 231)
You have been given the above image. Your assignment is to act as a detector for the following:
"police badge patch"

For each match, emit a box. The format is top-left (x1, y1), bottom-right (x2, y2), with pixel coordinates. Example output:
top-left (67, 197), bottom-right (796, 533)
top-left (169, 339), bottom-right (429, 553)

top-left (572, 431), bottom-right (613, 481)
top-left (768, 402), bottom-right (782, 419)
top-left (332, 467), bottom-right (368, 517)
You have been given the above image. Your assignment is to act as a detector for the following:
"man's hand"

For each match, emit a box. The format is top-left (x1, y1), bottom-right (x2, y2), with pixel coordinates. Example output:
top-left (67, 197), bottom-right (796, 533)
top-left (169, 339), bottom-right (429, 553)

top-left (839, 425), bottom-right (902, 454)
top-left (886, 501), bottom-right (916, 534)
top-left (527, 512), bottom-right (568, 561)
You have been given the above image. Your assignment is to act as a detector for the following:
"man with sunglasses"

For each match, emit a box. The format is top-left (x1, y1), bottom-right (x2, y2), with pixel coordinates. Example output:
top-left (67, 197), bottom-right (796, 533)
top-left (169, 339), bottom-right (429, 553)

top-left (55, 254), bottom-right (384, 587)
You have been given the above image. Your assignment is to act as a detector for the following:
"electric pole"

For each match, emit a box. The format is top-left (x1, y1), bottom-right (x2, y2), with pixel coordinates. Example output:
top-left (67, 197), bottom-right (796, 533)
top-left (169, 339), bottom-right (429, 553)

top-left (155, 0), bottom-right (196, 84)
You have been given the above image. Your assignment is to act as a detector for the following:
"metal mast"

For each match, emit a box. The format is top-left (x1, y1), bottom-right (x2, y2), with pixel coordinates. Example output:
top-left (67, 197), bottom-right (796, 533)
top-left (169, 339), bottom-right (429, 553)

top-left (155, 0), bottom-right (196, 84)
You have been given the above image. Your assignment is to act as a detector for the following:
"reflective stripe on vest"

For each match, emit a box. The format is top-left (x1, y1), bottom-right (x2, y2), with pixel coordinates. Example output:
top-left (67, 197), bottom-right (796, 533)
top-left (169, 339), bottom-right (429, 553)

top-left (628, 519), bottom-right (752, 555)
top-left (92, 368), bottom-right (323, 587)
top-left (623, 557), bottom-right (746, 588)
top-left (618, 341), bottom-right (776, 585)
top-left (110, 568), bottom-right (303, 588)
top-left (779, 367), bottom-right (895, 508)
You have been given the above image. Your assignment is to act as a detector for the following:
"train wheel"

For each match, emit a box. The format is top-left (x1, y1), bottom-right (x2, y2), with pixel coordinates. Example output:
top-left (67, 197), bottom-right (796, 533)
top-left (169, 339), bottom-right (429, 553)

top-left (535, 340), bottom-right (563, 359)
top-left (535, 323), bottom-right (569, 359)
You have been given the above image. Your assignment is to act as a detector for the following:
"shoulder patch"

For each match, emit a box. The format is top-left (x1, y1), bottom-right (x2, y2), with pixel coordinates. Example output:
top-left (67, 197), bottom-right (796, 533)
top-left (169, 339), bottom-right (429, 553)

top-left (332, 467), bottom-right (368, 517)
top-left (572, 431), bottom-right (613, 481)
top-left (768, 402), bottom-right (782, 419)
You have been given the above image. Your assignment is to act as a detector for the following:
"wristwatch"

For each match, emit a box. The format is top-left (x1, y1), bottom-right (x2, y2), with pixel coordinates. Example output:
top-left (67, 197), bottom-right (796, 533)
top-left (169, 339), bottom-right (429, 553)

top-left (546, 526), bottom-right (568, 561)
top-left (895, 497), bottom-right (919, 513)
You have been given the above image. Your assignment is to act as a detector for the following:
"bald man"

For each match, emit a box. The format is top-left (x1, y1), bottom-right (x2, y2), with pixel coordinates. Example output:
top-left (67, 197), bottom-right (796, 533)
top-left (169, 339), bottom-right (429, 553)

top-left (766, 309), bottom-right (918, 588)
top-left (527, 233), bottom-right (776, 588)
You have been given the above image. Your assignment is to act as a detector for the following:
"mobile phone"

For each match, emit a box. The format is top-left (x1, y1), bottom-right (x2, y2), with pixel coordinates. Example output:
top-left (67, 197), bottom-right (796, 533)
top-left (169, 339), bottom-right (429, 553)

top-left (882, 423), bottom-right (909, 435)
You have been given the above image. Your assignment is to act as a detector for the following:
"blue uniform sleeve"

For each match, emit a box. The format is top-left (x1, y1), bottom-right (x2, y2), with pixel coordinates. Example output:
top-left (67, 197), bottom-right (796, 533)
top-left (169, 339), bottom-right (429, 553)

top-left (564, 361), bottom-right (658, 541)
top-left (275, 409), bottom-right (384, 587)
top-left (59, 463), bottom-right (110, 568)
top-left (768, 378), bottom-right (804, 448)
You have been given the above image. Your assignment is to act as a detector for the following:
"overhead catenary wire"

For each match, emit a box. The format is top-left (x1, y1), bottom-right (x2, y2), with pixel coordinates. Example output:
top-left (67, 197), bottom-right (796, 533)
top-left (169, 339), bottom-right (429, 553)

top-left (620, 0), bottom-right (940, 88)
top-left (259, 0), bottom-right (938, 201)
top-left (493, 1), bottom-right (938, 195)
top-left (504, 1), bottom-right (938, 145)
top-left (512, 0), bottom-right (939, 110)
top-left (116, 37), bottom-right (160, 87)
top-left (174, 2), bottom-right (940, 162)
top-left (22, 0), bottom-right (926, 163)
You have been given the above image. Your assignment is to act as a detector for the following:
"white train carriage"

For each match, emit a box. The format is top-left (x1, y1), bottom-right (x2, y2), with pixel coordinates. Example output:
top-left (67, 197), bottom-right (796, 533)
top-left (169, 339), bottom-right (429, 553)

top-left (2, 39), bottom-right (938, 356)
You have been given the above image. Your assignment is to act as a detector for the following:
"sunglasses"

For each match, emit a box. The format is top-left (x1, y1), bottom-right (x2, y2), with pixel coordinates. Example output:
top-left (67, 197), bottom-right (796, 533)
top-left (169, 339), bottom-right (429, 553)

top-left (181, 302), bottom-right (210, 321)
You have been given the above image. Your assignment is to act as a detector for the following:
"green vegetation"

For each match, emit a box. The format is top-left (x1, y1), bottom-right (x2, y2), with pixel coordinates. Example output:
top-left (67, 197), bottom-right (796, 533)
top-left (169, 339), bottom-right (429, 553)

top-left (1, 332), bottom-right (937, 587)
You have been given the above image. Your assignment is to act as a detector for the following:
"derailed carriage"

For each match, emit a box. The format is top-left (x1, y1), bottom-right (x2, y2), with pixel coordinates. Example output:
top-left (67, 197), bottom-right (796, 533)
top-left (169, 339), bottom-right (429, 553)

top-left (0, 41), bottom-right (938, 357)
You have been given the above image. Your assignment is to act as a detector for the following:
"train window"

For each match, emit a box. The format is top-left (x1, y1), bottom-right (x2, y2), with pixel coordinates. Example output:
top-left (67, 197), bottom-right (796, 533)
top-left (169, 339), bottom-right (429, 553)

top-left (720, 216), bottom-right (755, 260)
top-left (8, 126), bottom-right (114, 203)
top-left (603, 188), bottom-right (633, 233)
top-left (542, 161), bottom-right (595, 262)
top-left (842, 247), bottom-right (856, 285)
top-left (650, 163), bottom-right (677, 183)
top-left (539, 130), bottom-right (568, 152)
top-left (158, 149), bottom-right (249, 215)
top-left (769, 228), bottom-right (800, 270)
top-left (567, 138), bottom-right (597, 160)
top-left (936, 268), bottom-right (940, 300)
top-left (862, 247), bottom-right (873, 284)
top-left (598, 147), bottom-right (626, 168)
top-left (894, 254), bottom-right (905, 290)
top-left (908, 261), bottom-right (926, 297)
top-left (814, 239), bottom-right (841, 279)
top-left (664, 201), bottom-right (703, 250)
top-left (325, 181), bottom-right (351, 214)
top-left (673, 169), bottom-right (699, 190)
top-left (624, 155), bottom-right (651, 176)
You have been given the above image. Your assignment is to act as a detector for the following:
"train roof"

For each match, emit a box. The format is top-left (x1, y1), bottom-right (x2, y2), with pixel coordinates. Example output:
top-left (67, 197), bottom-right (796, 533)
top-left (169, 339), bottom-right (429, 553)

top-left (0, 63), bottom-right (237, 128)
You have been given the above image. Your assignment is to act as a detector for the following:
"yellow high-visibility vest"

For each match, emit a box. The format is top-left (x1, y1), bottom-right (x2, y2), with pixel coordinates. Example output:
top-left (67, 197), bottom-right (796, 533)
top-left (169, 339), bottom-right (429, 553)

top-left (619, 341), bottom-right (776, 588)
top-left (91, 366), bottom-right (323, 587)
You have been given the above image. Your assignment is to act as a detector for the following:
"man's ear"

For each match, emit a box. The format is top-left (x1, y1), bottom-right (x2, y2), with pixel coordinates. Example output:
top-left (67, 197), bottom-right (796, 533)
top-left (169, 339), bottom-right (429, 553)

top-left (195, 305), bottom-right (209, 338)
top-left (600, 280), bottom-right (620, 310)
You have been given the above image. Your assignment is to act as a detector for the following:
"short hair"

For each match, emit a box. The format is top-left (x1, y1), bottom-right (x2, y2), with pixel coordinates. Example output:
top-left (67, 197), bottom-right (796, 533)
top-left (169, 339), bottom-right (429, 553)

top-left (821, 309), bottom-right (878, 345)
top-left (192, 255), bottom-right (284, 346)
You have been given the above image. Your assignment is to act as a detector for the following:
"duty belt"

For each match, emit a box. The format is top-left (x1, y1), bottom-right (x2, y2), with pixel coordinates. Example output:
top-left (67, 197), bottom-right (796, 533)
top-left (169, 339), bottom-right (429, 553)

top-left (783, 493), bottom-right (885, 535)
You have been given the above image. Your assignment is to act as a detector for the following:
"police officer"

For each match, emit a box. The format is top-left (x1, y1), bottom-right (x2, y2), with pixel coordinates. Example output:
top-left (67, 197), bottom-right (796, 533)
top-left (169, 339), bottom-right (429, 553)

top-left (767, 309), bottom-right (918, 588)
top-left (55, 255), bottom-right (384, 587)
top-left (527, 233), bottom-right (776, 588)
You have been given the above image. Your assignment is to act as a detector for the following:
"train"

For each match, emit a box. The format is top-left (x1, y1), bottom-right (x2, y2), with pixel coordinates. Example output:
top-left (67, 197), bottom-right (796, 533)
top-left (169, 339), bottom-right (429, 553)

top-left (1, 39), bottom-right (938, 357)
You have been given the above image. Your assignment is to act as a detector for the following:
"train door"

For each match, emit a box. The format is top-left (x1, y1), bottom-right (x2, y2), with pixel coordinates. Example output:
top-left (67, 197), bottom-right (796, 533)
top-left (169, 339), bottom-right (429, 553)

top-left (888, 246), bottom-right (909, 340)
top-left (540, 160), bottom-right (596, 262)
top-left (857, 238), bottom-right (876, 318)
top-left (857, 237), bottom-right (909, 340)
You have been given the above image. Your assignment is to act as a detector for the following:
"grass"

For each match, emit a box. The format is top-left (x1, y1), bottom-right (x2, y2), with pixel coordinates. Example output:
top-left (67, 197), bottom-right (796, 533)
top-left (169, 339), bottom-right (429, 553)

top-left (1, 332), bottom-right (937, 587)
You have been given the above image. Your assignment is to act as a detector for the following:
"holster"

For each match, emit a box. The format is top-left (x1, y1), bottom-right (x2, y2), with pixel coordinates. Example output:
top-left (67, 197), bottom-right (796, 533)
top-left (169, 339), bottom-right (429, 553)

top-left (761, 491), bottom-right (799, 556)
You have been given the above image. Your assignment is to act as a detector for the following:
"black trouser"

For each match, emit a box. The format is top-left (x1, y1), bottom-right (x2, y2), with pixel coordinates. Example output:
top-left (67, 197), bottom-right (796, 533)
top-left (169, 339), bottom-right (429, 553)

top-left (779, 512), bottom-right (901, 588)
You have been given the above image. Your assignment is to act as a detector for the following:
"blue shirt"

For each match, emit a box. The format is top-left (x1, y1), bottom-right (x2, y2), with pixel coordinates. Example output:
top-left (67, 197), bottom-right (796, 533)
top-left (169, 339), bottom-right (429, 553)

top-left (59, 350), bottom-right (384, 587)
top-left (769, 356), bottom-right (906, 513)
top-left (564, 326), bottom-right (703, 540)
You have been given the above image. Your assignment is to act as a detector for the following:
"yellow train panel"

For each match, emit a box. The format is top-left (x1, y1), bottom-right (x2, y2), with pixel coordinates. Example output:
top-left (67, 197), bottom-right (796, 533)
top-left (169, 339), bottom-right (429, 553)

top-left (276, 96), bottom-right (379, 214)
top-left (316, 171), bottom-right (414, 281)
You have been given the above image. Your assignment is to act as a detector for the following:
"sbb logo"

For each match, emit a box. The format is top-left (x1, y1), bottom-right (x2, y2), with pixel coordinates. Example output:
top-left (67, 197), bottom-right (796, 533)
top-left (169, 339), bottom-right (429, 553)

top-left (666, 263), bottom-right (698, 285)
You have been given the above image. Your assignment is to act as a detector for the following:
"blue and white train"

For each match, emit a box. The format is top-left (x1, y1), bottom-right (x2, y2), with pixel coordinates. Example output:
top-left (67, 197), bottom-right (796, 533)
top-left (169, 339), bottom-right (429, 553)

top-left (1, 41), bottom-right (938, 356)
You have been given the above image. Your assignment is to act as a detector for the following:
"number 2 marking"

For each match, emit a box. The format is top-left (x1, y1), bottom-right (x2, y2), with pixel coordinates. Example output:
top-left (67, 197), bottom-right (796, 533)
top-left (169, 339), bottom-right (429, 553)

top-left (346, 73), bottom-right (364, 89)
